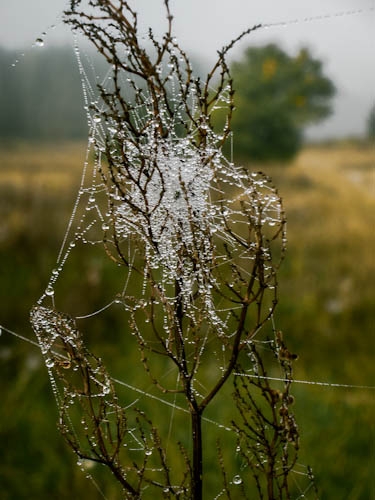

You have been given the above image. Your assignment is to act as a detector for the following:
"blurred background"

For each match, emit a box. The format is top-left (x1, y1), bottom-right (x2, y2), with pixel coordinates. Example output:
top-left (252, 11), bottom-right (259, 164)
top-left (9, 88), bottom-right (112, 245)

top-left (0, 1), bottom-right (374, 498)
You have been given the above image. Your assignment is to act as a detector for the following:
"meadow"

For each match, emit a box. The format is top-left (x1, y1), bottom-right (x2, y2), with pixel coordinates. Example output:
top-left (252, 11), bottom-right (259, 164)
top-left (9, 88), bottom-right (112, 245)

top-left (0, 140), bottom-right (374, 498)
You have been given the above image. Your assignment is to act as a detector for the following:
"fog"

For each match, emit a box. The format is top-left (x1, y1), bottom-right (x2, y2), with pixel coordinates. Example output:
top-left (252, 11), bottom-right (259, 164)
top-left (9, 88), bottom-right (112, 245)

top-left (1, 0), bottom-right (374, 139)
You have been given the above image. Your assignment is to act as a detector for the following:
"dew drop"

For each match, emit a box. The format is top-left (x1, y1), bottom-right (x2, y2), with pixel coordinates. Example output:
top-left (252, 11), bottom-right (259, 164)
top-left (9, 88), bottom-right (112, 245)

top-left (93, 115), bottom-right (102, 123)
top-left (45, 358), bottom-right (55, 368)
top-left (102, 384), bottom-right (110, 395)
top-left (35, 38), bottom-right (44, 47)
top-left (145, 449), bottom-right (152, 456)
top-left (108, 126), bottom-right (117, 136)
top-left (45, 286), bottom-right (54, 297)
top-left (233, 475), bottom-right (242, 485)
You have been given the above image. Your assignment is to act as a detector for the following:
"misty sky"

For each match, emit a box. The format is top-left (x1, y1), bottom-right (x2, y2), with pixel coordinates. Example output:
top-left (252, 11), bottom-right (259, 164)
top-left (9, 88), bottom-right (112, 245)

top-left (1, 0), bottom-right (374, 139)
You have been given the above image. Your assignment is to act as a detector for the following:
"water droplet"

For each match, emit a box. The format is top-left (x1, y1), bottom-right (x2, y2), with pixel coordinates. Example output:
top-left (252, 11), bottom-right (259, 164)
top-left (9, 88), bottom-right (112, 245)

top-left (102, 223), bottom-right (110, 231)
top-left (45, 286), bottom-right (54, 297)
top-left (35, 38), bottom-right (44, 47)
top-left (101, 383), bottom-right (111, 395)
top-left (108, 126), bottom-right (117, 136)
top-left (145, 449), bottom-right (152, 456)
top-left (45, 358), bottom-right (55, 368)
top-left (93, 115), bottom-right (102, 123)
top-left (233, 475), bottom-right (242, 485)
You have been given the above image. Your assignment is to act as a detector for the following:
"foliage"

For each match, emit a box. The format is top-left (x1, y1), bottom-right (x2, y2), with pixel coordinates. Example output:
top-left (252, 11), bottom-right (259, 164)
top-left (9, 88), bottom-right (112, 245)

top-left (229, 44), bottom-right (335, 161)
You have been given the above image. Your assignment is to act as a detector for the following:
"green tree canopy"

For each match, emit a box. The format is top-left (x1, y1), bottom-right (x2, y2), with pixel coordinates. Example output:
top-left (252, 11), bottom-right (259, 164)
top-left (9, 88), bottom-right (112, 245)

top-left (229, 43), bottom-right (335, 162)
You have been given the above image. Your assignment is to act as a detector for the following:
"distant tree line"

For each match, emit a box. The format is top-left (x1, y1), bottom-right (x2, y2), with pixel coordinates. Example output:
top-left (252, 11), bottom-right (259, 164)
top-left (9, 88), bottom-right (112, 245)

top-left (0, 44), bottom-right (349, 161)
top-left (0, 47), bottom-right (88, 140)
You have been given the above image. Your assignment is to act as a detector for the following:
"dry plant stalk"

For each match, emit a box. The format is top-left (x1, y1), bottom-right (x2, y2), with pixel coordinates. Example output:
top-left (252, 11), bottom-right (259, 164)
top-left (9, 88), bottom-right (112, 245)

top-left (30, 1), bottom-right (309, 498)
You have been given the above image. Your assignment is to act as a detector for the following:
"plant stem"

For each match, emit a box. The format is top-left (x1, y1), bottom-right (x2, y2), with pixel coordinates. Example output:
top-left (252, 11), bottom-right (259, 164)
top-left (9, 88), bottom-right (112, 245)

top-left (191, 407), bottom-right (203, 500)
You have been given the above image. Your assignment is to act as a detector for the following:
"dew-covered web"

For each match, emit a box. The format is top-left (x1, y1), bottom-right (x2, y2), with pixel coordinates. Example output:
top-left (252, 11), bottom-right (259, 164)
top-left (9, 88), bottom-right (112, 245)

top-left (2, 1), bottom-right (369, 499)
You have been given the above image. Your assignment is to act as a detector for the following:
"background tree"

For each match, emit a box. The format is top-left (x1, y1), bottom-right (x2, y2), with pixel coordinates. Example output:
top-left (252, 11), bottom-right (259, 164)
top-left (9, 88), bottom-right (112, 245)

top-left (229, 44), bottom-right (335, 162)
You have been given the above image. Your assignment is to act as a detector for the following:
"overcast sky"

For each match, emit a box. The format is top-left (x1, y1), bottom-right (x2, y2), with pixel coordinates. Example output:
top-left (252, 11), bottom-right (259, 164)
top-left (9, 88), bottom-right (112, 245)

top-left (1, 0), bottom-right (374, 139)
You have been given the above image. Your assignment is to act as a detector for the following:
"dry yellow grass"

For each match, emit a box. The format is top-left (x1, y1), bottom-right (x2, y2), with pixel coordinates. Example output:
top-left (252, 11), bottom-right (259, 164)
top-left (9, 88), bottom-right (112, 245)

top-left (262, 143), bottom-right (374, 253)
top-left (1, 140), bottom-right (373, 192)
top-left (295, 144), bottom-right (374, 193)
top-left (1, 140), bottom-right (373, 260)
top-left (0, 141), bottom-right (86, 190)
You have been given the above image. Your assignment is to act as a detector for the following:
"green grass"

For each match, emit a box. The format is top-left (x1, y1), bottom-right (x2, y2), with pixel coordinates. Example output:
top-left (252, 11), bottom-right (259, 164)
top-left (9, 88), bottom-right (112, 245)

top-left (0, 141), bottom-right (374, 498)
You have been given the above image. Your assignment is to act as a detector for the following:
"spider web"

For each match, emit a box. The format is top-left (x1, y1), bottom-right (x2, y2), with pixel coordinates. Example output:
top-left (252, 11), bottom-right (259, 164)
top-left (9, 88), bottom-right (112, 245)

top-left (4, 2), bottom-right (373, 499)
top-left (24, 28), bottom-right (318, 496)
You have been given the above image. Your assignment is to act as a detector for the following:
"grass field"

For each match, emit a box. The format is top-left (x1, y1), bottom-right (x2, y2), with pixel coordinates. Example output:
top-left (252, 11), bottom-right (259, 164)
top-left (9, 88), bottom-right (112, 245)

top-left (0, 140), bottom-right (374, 498)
